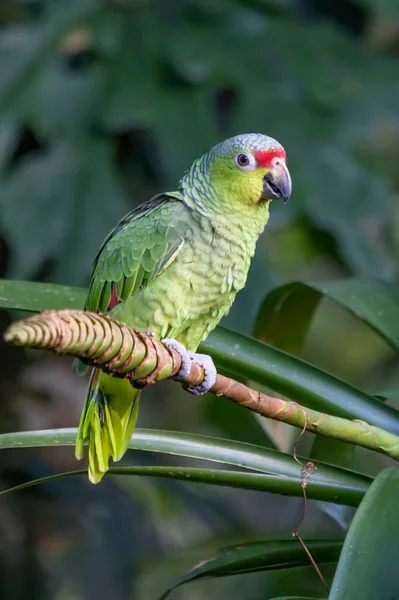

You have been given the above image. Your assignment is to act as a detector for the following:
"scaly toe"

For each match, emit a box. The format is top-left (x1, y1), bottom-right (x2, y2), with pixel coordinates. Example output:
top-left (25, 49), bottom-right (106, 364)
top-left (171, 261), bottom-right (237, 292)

top-left (185, 352), bottom-right (217, 396)
top-left (162, 338), bottom-right (192, 382)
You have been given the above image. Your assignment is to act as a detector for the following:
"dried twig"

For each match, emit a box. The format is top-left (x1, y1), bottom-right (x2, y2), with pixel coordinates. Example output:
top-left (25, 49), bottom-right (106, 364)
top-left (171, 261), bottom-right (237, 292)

top-left (292, 420), bottom-right (328, 592)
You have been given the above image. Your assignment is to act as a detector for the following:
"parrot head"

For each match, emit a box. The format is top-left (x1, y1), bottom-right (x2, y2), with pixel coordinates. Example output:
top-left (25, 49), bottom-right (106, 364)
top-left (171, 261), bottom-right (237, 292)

top-left (182, 133), bottom-right (292, 210)
top-left (210, 133), bottom-right (292, 206)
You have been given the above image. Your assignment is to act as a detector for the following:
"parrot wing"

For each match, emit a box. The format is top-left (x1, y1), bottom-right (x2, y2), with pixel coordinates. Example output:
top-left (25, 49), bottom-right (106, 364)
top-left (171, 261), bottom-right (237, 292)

top-left (85, 193), bottom-right (186, 313)
top-left (75, 192), bottom-right (188, 483)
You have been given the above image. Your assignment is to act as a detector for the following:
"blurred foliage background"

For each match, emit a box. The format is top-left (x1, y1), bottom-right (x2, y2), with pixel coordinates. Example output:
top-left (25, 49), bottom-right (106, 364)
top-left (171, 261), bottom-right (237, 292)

top-left (1, 0), bottom-right (399, 598)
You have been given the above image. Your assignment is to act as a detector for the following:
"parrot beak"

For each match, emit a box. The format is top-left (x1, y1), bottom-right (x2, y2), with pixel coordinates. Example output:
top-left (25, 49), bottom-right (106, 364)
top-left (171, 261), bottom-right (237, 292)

top-left (262, 160), bottom-right (292, 204)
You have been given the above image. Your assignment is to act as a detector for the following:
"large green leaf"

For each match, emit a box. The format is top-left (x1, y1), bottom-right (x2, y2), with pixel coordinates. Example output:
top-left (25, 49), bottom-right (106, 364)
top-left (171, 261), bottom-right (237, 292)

top-left (255, 280), bottom-right (399, 352)
top-left (329, 467), bottom-right (399, 599)
top-left (310, 436), bottom-right (356, 472)
top-left (0, 139), bottom-right (129, 284)
top-left (310, 437), bottom-right (357, 530)
top-left (0, 465), bottom-right (363, 505)
top-left (0, 279), bottom-right (85, 312)
top-left (0, 0), bottom-right (101, 114)
top-left (103, 8), bottom-right (219, 187)
top-left (255, 282), bottom-right (321, 356)
top-left (159, 540), bottom-right (342, 599)
top-left (2, 279), bottom-right (399, 436)
top-left (0, 428), bottom-right (370, 506)
top-left (17, 44), bottom-right (104, 142)
top-left (202, 327), bottom-right (399, 436)
top-left (203, 391), bottom-right (275, 448)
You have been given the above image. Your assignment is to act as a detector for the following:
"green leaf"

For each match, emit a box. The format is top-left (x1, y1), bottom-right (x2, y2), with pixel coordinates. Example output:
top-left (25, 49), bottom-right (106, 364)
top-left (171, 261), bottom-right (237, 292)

top-left (0, 465), bottom-right (364, 505)
top-left (203, 391), bottom-right (275, 448)
top-left (255, 282), bottom-right (321, 356)
top-left (0, 138), bottom-right (130, 284)
top-left (202, 327), bottom-right (399, 437)
top-left (311, 436), bottom-right (356, 472)
top-left (303, 158), bottom-right (393, 279)
top-left (329, 467), bottom-right (399, 600)
top-left (255, 280), bottom-right (399, 352)
top-left (0, 118), bottom-right (18, 175)
top-left (159, 540), bottom-right (342, 600)
top-left (0, 279), bottom-right (85, 312)
top-left (19, 53), bottom-right (104, 140)
top-left (103, 12), bottom-right (218, 187)
top-left (222, 249), bottom-right (277, 336)
top-left (374, 387), bottom-right (399, 403)
top-left (0, 0), bottom-right (101, 114)
top-left (354, 0), bottom-right (399, 18)
top-left (310, 437), bottom-right (357, 530)
top-left (2, 279), bottom-right (399, 436)
top-left (0, 428), bottom-right (371, 506)
top-left (268, 598), bottom-right (325, 600)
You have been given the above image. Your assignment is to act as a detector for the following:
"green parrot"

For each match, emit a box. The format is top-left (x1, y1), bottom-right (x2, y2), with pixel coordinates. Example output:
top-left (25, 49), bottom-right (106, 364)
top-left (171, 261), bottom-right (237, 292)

top-left (75, 133), bottom-right (292, 483)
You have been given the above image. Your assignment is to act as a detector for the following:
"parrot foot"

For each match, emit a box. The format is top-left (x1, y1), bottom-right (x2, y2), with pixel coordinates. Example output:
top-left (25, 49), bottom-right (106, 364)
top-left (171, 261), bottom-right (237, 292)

top-left (162, 338), bottom-right (192, 382)
top-left (185, 352), bottom-right (217, 396)
top-left (162, 339), bottom-right (217, 395)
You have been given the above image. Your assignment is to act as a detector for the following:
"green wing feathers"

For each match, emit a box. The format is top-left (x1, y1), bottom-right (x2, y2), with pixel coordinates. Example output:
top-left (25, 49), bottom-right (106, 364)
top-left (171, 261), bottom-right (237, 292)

top-left (76, 369), bottom-right (140, 484)
top-left (85, 194), bottom-right (186, 314)
top-left (76, 193), bottom-right (187, 483)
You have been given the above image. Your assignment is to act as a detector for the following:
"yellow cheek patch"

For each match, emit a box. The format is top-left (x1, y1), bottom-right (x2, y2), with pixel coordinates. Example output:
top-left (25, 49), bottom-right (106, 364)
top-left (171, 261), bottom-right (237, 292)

top-left (210, 161), bottom-right (268, 205)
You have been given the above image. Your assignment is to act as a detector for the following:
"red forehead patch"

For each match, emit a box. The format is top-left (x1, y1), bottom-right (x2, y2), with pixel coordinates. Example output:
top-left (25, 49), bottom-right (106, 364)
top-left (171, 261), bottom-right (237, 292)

top-left (255, 149), bottom-right (286, 169)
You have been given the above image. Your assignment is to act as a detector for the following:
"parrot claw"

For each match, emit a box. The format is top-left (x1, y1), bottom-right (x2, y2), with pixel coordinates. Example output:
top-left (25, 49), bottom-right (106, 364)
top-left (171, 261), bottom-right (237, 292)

top-left (185, 352), bottom-right (217, 396)
top-left (162, 338), bottom-right (192, 382)
top-left (162, 340), bottom-right (216, 395)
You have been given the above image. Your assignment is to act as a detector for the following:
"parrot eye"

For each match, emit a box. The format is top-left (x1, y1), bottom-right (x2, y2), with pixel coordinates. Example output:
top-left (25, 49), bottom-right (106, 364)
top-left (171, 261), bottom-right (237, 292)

top-left (235, 152), bottom-right (256, 171)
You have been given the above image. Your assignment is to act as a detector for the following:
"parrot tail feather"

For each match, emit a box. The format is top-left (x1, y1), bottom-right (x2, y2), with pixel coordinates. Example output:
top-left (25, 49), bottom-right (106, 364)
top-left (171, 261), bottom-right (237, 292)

top-left (75, 369), bottom-right (140, 484)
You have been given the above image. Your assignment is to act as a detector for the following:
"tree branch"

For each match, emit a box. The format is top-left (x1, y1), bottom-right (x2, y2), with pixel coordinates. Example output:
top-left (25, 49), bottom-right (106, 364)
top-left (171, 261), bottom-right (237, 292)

top-left (4, 309), bottom-right (399, 461)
